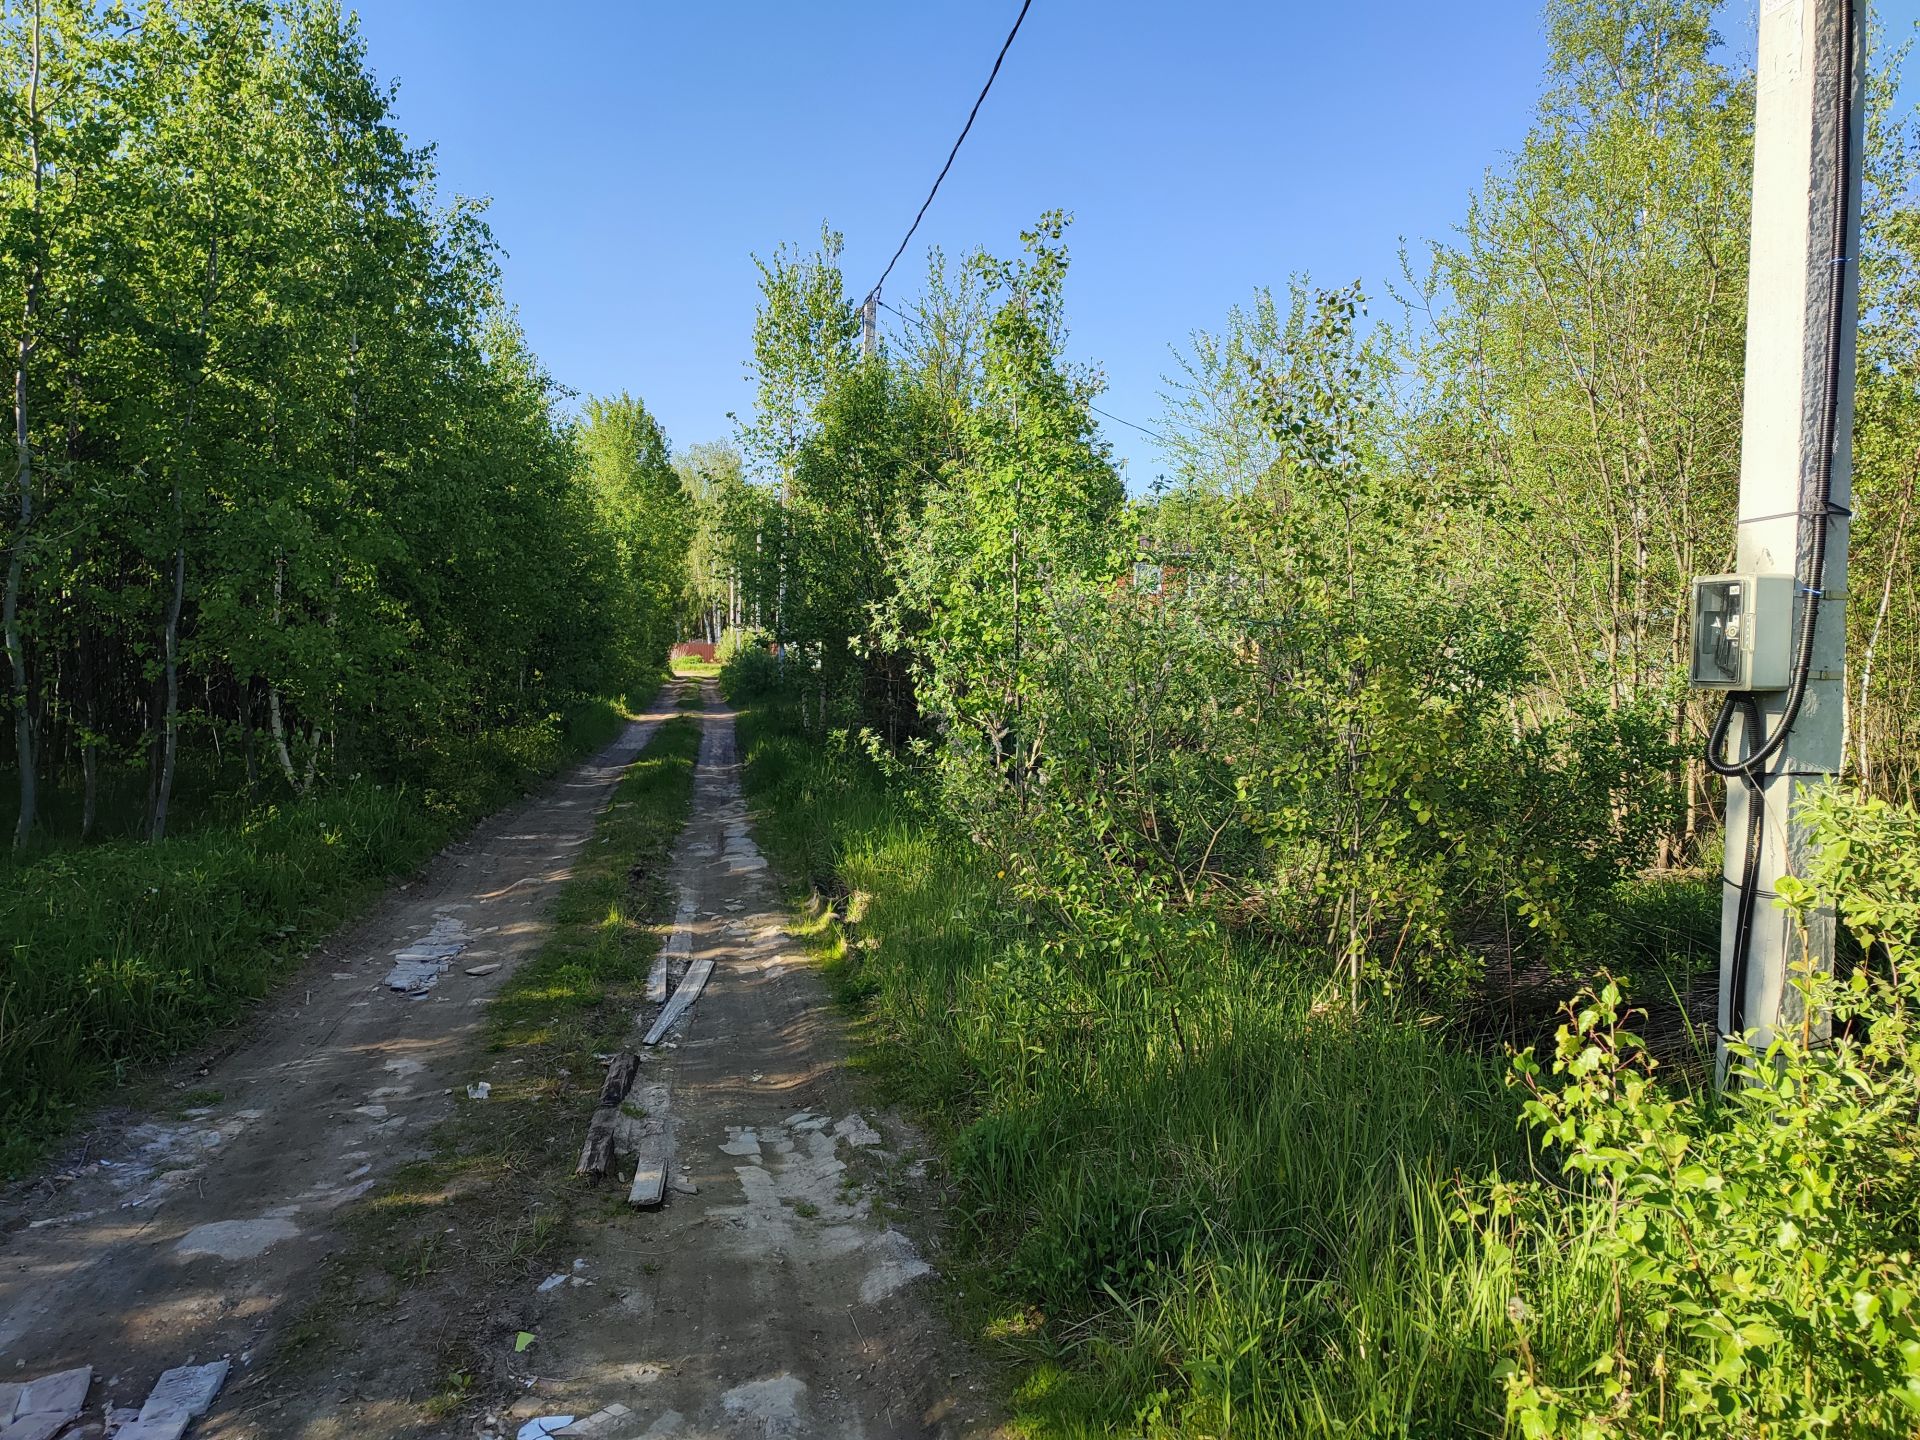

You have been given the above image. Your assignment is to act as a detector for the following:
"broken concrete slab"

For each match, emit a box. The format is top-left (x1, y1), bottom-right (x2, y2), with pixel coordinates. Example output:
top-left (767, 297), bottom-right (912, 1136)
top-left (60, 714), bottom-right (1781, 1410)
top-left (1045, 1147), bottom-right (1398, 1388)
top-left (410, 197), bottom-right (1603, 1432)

top-left (110, 1417), bottom-right (187, 1440)
top-left (1, 1415), bottom-right (72, 1440)
top-left (138, 1360), bottom-right (228, 1423)
top-left (551, 1405), bottom-right (632, 1438)
top-left (174, 1215), bottom-right (300, 1261)
top-left (8, 1365), bottom-right (90, 1422)
top-left (833, 1113), bottom-right (882, 1148)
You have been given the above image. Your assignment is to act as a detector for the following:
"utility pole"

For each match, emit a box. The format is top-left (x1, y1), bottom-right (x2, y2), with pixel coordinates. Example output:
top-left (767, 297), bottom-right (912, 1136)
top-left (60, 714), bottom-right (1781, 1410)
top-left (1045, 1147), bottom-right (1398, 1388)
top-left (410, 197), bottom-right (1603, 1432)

top-left (1710, 0), bottom-right (1865, 1069)
top-left (862, 292), bottom-right (878, 359)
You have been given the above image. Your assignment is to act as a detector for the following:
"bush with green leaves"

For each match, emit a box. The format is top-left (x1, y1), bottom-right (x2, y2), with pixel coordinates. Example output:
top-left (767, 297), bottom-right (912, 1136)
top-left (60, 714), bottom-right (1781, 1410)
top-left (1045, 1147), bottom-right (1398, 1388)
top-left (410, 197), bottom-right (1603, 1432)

top-left (719, 635), bottom-right (783, 704)
top-left (1478, 786), bottom-right (1920, 1437)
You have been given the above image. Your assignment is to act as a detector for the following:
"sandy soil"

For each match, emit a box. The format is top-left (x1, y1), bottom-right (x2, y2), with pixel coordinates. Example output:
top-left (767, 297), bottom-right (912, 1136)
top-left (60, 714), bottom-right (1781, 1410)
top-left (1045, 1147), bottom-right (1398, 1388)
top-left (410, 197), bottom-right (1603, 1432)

top-left (0, 682), bottom-right (994, 1439)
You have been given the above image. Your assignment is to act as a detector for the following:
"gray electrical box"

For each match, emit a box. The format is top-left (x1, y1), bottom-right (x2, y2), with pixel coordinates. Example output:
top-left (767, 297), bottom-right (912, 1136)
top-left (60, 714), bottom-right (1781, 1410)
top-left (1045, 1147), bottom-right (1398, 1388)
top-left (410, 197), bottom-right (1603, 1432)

top-left (1690, 574), bottom-right (1794, 690)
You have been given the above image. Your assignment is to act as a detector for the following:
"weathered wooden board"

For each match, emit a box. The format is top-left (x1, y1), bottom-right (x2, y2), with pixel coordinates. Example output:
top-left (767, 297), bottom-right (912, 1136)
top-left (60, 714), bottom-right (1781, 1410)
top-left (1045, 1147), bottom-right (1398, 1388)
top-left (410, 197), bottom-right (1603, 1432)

top-left (643, 956), bottom-right (714, 1046)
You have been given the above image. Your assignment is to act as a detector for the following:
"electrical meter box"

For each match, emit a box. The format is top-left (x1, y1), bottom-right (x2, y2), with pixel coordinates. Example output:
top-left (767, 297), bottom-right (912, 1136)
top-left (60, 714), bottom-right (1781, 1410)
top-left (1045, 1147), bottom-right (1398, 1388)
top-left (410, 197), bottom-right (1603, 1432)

top-left (1690, 574), bottom-right (1794, 690)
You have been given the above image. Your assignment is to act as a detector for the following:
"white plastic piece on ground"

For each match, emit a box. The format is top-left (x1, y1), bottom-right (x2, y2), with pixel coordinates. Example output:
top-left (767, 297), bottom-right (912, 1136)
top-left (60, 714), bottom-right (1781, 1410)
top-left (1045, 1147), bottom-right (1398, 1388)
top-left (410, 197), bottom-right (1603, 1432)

top-left (515, 1418), bottom-right (576, 1440)
top-left (466, 1082), bottom-right (491, 1101)
top-left (536, 1272), bottom-right (567, 1294)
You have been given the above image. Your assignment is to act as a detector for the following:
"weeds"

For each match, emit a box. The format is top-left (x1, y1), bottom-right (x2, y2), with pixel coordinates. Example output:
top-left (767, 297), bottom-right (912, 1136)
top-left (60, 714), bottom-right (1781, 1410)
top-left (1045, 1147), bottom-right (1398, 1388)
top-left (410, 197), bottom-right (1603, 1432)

top-left (0, 695), bottom-right (641, 1177)
top-left (737, 696), bottom-right (1920, 1437)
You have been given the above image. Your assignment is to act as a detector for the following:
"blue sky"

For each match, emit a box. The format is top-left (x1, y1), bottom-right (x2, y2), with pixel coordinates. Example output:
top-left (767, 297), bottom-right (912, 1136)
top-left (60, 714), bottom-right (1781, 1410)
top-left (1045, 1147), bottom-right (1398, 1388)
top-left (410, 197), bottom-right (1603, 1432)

top-left (350, 1), bottom-right (1770, 487)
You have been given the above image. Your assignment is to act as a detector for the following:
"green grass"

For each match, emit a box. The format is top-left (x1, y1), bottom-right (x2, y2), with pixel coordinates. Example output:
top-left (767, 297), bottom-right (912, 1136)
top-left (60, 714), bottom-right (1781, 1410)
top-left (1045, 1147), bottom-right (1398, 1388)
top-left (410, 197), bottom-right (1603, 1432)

top-left (0, 692), bottom-right (646, 1178)
top-left (734, 698), bottom-right (1624, 1438)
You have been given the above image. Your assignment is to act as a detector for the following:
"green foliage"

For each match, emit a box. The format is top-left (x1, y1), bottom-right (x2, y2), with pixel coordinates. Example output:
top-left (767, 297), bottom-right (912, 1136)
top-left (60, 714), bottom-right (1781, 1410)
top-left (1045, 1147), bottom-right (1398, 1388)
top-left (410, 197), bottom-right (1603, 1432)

top-left (1479, 788), bottom-right (1920, 1438)
top-left (576, 392), bottom-right (693, 687)
top-left (718, 633), bottom-right (782, 705)
top-left (739, 699), bottom-right (1920, 1437)
top-left (739, 697), bottom-right (1536, 1435)
top-left (0, 0), bottom-right (681, 848)
top-left (0, 701), bottom-right (631, 1175)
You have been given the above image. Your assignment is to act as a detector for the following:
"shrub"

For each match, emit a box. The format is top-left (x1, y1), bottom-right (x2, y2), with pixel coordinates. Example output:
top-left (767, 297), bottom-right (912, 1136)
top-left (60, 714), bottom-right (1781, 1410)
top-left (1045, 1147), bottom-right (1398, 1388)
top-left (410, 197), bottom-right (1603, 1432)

top-left (720, 634), bottom-right (783, 703)
top-left (1484, 788), bottom-right (1920, 1437)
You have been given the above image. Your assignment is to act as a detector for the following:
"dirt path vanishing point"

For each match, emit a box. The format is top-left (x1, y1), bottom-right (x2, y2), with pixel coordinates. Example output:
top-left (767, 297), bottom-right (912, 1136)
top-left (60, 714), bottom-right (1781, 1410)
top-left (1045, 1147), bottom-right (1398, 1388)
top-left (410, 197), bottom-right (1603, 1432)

top-left (0, 680), bottom-right (994, 1439)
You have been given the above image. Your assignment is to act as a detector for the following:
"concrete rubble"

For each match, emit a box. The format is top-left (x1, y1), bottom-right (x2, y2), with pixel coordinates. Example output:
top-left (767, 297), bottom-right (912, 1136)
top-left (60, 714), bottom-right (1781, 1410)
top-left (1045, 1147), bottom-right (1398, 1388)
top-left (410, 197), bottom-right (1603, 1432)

top-left (109, 1361), bottom-right (229, 1440)
top-left (0, 1366), bottom-right (91, 1440)
top-left (0, 1359), bottom-right (227, 1440)
top-left (383, 914), bottom-right (471, 995)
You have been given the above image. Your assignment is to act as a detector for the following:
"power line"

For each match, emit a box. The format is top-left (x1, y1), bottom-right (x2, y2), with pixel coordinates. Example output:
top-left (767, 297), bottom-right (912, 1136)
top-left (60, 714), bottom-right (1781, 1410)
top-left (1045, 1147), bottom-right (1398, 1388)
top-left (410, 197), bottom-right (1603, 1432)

top-left (881, 291), bottom-right (1168, 448)
top-left (1090, 403), bottom-right (1167, 445)
top-left (864, 0), bottom-right (1033, 304)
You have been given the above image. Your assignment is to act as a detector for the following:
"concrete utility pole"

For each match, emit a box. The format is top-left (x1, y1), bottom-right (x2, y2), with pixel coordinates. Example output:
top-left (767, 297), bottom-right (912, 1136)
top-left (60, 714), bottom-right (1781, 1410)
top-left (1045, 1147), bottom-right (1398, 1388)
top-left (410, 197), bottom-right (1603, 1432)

top-left (1715, 0), bottom-right (1865, 1067)
top-left (862, 293), bottom-right (878, 359)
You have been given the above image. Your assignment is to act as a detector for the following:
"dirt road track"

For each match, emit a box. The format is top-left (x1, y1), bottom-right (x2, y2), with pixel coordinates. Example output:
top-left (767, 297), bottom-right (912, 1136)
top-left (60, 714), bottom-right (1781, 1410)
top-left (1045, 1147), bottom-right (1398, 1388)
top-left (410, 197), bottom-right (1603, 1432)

top-left (0, 696), bottom-right (676, 1425)
top-left (1, 682), bottom-right (994, 1438)
top-left (476, 681), bottom-right (993, 1439)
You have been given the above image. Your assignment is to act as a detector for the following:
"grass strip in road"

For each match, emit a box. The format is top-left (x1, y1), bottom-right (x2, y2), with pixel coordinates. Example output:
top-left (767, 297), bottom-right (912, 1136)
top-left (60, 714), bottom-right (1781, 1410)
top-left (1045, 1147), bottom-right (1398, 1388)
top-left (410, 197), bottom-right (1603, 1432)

top-left (267, 702), bottom-right (702, 1425)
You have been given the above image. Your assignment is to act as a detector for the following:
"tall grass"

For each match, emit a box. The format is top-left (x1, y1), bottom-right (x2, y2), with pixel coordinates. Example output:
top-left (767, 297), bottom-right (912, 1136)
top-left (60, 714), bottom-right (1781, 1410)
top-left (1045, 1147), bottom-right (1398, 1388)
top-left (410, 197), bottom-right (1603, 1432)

top-left (737, 700), bottom-right (1623, 1436)
top-left (0, 693), bottom-right (640, 1177)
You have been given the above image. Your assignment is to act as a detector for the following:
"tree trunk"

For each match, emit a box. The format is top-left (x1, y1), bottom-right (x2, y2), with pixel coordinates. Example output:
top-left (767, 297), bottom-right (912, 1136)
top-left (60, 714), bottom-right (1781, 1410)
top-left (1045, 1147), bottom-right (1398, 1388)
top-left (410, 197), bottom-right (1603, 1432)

top-left (150, 497), bottom-right (185, 840)
top-left (1854, 458), bottom-right (1915, 796)
top-left (7, 1), bottom-right (44, 849)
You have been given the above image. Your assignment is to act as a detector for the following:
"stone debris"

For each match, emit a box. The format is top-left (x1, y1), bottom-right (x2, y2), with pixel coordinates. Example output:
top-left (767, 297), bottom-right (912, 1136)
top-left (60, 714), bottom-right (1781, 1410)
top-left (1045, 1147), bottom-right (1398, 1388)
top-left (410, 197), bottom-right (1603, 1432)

top-left (174, 1216), bottom-right (300, 1260)
top-left (464, 962), bottom-right (501, 977)
top-left (514, 1418), bottom-right (574, 1440)
top-left (383, 915), bottom-right (471, 995)
top-left (107, 1360), bottom-right (228, 1440)
top-left (721, 1374), bottom-right (807, 1432)
top-left (535, 1272), bottom-right (567, 1294)
top-left (833, 1113), bottom-right (882, 1148)
top-left (0, 1366), bottom-right (91, 1440)
top-left (550, 1406), bottom-right (631, 1438)
top-left (467, 1082), bottom-right (491, 1101)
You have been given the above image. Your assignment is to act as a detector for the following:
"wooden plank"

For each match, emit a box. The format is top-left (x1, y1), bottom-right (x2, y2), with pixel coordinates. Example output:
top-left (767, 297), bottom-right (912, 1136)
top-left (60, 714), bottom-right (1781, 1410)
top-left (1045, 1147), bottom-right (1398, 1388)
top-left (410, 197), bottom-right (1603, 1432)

top-left (643, 955), bottom-right (714, 1046)
top-left (626, 1087), bottom-right (671, 1209)
top-left (647, 901), bottom-right (694, 1004)
top-left (575, 1050), bottom-right (642, 1177)
top-left (596, 1049), bottom-right (641, 1107)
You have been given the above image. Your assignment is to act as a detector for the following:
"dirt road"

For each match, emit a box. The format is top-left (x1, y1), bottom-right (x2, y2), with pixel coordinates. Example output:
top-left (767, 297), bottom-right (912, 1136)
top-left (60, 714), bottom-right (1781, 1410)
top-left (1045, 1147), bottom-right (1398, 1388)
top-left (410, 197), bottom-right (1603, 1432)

top-left (0, 682), bottom-right (990, 1438)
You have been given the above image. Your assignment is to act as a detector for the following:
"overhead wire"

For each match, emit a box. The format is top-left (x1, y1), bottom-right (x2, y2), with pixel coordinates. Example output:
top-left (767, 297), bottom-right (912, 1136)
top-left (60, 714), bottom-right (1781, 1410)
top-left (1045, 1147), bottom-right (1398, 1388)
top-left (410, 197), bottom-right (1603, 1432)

top-left (863, 0), bottom-right (1033, 305)
top-left (878, 299), bottom-right (1168, 448)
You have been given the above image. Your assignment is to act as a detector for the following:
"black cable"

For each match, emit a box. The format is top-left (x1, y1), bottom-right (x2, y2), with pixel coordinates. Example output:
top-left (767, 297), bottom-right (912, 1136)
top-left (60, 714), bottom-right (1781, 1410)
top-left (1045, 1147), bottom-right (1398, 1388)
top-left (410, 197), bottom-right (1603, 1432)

top-left (880, 300), bottom-right (1167, 445)
top-left (1089, 403), bottom-right (1168, 445)
top-left (1709, 0), bottom-right (1858, 1042)
top-left (864, 0), bottom-right (1033, 305)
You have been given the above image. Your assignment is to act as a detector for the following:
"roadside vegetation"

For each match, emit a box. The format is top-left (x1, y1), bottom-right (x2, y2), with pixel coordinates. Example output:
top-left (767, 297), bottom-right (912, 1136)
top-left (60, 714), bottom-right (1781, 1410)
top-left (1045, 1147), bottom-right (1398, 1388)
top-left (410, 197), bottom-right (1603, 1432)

top-left (709, 3), bottom-right (1920, 1433)
top-left (0, 3), bottom-right (692, 1169)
